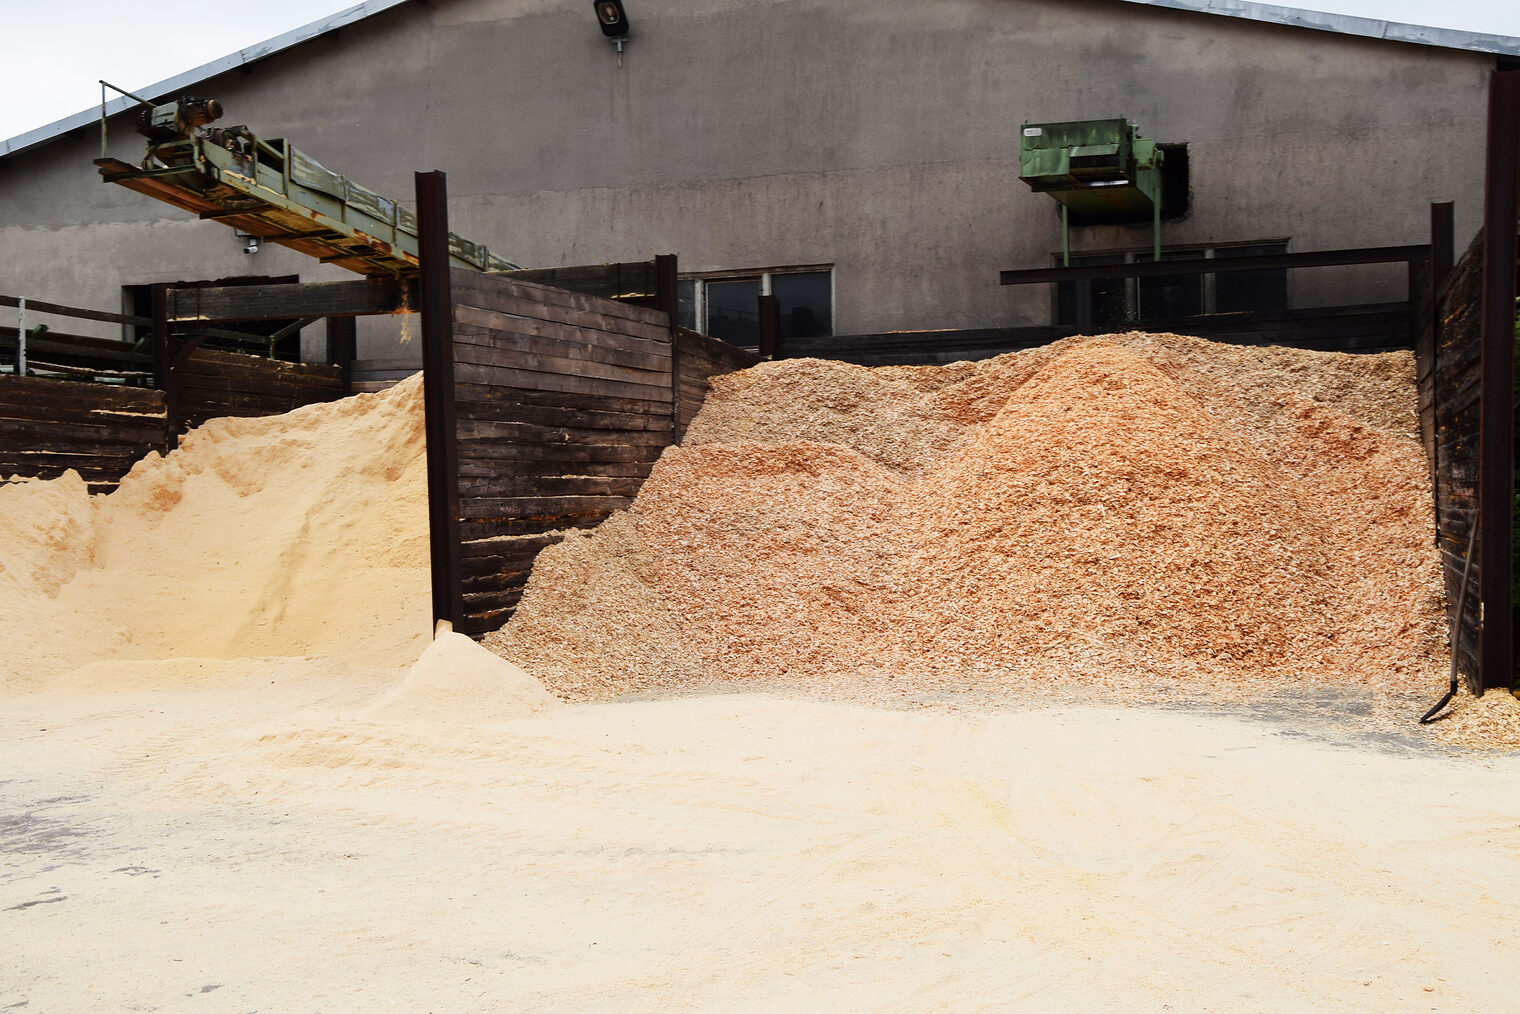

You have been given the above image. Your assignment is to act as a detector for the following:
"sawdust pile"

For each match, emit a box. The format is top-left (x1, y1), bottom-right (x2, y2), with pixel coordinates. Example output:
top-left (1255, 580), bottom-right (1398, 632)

top-left (489, 333), bottom-right (1447, 702)
top-left (1433, 688), bottom-right (1520, 751)
top-left (0, 376), bottom-right (431, 689)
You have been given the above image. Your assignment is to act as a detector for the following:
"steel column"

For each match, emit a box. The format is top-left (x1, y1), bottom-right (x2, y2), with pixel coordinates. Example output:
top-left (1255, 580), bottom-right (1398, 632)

top-left (416, 170), bottom-right (462, 632)
top-left (1479, 69), bottom-right (1518, 690)
top-left (1431, 201), bottom-right (1455, 292)
top-left (757, 293), bottom-right (780, 359)
top-left (150, 283), bottom-right (179, 450)
top-left (655, 253), bottom-right (680, 436)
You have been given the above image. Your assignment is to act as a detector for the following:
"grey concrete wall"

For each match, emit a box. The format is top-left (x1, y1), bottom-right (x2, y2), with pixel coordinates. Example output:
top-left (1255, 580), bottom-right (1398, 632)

top-left (0, 0), bottom-right (1496, 355)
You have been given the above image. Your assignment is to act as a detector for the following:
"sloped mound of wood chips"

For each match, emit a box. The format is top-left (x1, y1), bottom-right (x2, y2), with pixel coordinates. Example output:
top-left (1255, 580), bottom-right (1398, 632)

top-left (486, 333), bottom-right (1450, 712)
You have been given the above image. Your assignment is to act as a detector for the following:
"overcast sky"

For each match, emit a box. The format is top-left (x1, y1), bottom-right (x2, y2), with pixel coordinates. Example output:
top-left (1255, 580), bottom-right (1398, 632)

top-left (2, 0), bottom-right (1518, 144)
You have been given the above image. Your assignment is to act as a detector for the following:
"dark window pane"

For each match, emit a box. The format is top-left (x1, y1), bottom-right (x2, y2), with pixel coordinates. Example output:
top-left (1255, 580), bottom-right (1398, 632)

top-left (771, 271), bottom-right (832, 339)
top-left (705, 278), bottom-right (761, 346)
top-left (677, 279), bottom-right (697, 330)
top-left (1055, 254), bottom-right (1126, 327)
top-left (1138, 250), bottom-right (1204, 321)
top-left (1214, 243), bottom-right (1288, 314)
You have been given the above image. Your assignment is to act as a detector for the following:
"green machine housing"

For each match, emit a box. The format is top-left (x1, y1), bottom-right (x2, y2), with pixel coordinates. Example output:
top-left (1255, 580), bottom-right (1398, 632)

top-left (1019, 118), bottom-right (1165, 261)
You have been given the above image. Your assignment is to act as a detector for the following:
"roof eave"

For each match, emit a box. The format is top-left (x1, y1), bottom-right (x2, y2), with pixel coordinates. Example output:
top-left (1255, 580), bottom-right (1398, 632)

top-left (1119, 0), bottom-right (1520, 58)
top-left (0, 0), bottom-right (414, 161)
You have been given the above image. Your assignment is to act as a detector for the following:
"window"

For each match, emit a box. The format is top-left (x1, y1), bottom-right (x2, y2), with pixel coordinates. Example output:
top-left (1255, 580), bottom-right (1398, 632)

top-left (1214, 243), bottom-right (1288, 314)
top-left (1054, 242), bottom-right (1287, 327)
top-left (678, 267), bottom-right (833, 348)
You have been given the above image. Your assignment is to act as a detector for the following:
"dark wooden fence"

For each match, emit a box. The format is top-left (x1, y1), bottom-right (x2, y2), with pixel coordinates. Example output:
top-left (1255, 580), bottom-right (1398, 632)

top-left (0, 291), bottom-right (348, 492)
top-left (432, 268), bottom-right (755, 635)
top-left (175, 348), bottom-right (343, 431)
top-left (448, 270), bottom-right (679, 631)
top-left (1422, 231), bottom-right (1485, 690)
top-left (0, 376), bottom-right (168, 493)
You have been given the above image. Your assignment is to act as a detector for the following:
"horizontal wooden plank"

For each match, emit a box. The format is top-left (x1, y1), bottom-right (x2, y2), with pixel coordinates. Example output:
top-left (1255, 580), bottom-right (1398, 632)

top-left (450, 274), bottom-right (672, 343)
top-left (460, 494), bottom-right (634, 521)
top-left (459, 533), bottom-right (565, 559)
top-left (452, 334), bottom-right (670, 389)
top-left (0, 449), bottom-right (154, 474)
top-left (453, 269), bottom-right (670, 330)
top-left (168, 278), bottom-right (409, 322)
top-left (453, 361), bottom-right (673, 404)
top-left (493, 261), bottom-right (657, 303)
top-left (453, 382), bottom-right (672, 420)
top-left (456, 436), bottom-right (665, 465)
top-left (0, 376), bottom-right (164, 410)
top-left (0, 414), bottom-right (165, 449)
top-left (454, 397), bottom-right (670, 435)
top-left (456, 417), bottom-right (672, 447)
top-left (462, 586), bottom-right (527, 613)
top-left (351, 358), bottom-right (423, 372)
top-left (458, 473), bottom-right (646, 499)
top-left (453, 319), bottom-right (672, 375)
top-left (455, 611), bottom-right (515, 637)
top-left (454, 304), bottom-right (671, 361)
top-left (458, 457), bottom-right (656, 479)
top-left (0, 398), bottom-right (166, 429)
top-left (460, 513), bottom-right (609, 540)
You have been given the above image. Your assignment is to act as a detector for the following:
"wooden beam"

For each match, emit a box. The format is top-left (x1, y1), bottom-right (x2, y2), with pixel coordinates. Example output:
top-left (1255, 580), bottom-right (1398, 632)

top-left (165, 278), bottom-right (411, 323)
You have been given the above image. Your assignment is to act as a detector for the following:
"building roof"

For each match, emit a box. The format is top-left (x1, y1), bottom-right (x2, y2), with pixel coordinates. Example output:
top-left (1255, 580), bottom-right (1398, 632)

top-left (1122, 0), bottom-right (1520, 55)
top-left (3, 0), bottom-right (1517, 162)
top-left (0, 0), bottom-right (411, 161)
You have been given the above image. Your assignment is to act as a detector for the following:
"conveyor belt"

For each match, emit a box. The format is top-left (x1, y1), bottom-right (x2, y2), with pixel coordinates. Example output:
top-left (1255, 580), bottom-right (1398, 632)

top-left (96, 129), bottom-right (517, 277)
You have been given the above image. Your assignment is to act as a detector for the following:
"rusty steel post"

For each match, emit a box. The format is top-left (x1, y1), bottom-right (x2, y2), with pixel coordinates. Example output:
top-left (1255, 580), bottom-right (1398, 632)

top-left (150, 284), bottom-right (179, 450)
top-left (757, 293), bottom-right (780, 359)
top-left (1478, 68), bottom-right (1518, 690)
top-left (1431, 201), bottom-right (1454, 293)
top-left (416, 170), bottom-right (462, 632)
top-left (655, 253), bottom-right (680, 436)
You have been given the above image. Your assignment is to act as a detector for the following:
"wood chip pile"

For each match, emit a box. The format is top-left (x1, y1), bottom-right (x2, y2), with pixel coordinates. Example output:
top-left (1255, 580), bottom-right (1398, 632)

top-left (485, 333), bottom-right (1448, 707)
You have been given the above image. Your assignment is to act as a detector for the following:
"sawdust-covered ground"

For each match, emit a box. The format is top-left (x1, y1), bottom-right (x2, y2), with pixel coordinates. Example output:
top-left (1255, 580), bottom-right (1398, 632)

top-left (3, 343), bottom-right (1518, 1011)
top-left (3, 661), bottom-right (1519, 1012)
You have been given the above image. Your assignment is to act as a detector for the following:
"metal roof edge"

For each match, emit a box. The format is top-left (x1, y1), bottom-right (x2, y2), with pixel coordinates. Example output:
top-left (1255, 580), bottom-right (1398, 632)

top-left (0, 0), bottom-right (414, 161)
top-left (3, 0), bottom-right (1517, 163)
top-left (1117, 0), bottom-right (1520, 57)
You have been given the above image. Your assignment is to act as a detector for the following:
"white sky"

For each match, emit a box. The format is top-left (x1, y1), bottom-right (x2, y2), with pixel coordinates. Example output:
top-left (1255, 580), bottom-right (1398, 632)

top-left (1, 0), bottom-right (1518, 144)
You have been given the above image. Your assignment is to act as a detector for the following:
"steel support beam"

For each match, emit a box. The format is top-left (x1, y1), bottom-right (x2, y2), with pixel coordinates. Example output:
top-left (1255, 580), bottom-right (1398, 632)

top-left (416, 170), bottom-right (462, 632)
top-left (1479, 68), bottom-right (1518, 690)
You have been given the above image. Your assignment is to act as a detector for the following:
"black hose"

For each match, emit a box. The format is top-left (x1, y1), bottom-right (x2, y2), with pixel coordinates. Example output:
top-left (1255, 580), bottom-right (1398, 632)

top-left (1420, 521), bottom-right (1479, 725)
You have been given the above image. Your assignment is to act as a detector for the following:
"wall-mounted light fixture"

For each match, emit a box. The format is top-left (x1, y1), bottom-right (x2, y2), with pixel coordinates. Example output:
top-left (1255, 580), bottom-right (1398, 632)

top-left (593, 0), bottom-right (631, 66)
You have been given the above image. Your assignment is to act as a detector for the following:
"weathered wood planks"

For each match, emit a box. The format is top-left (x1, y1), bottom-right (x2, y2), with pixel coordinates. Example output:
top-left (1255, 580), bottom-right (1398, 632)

top-left (446, 270), bottom-right (757, 636)
top-left (0, 376), bottom-right (167, 493)
top-left (175, 349), bottom-right (344, 431)
top-left (1426, 232), bottom-right (1485, 691)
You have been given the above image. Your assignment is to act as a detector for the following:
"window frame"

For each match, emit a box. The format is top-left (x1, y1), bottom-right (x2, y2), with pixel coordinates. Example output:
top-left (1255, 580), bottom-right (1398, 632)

top-left (678, 264), bottom-right (835, 346)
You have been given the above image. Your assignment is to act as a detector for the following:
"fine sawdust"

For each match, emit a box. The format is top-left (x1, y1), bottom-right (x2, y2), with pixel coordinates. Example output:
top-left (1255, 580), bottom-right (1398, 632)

top-left (358, 629), bottom-right (558, 724)
top-left (491, 333), bottom-right (1465, 729)
top-left (0, 375), bottom-right (432, 689)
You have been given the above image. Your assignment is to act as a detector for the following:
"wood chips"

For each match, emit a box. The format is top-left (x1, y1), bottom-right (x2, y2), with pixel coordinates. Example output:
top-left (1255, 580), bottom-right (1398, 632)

top-left (486, 332), bottom-right (1500, 739)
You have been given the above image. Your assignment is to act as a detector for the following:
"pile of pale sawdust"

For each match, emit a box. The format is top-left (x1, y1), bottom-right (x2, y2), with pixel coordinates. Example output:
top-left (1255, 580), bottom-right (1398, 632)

top-left (0, 375), bottom-right (431, 689)
top-left (487, 333), bottom-right (1453, 710)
